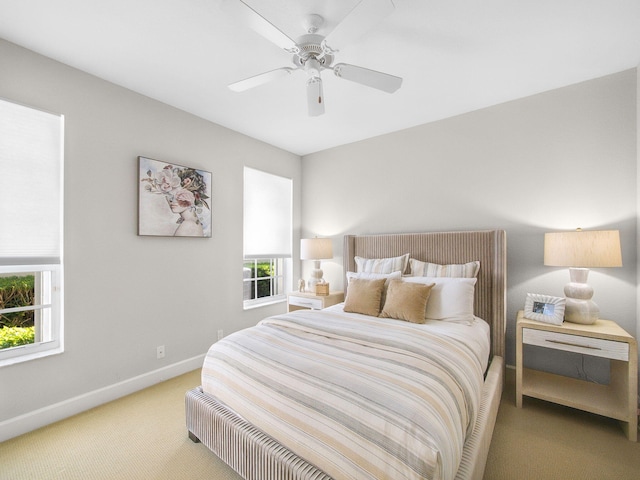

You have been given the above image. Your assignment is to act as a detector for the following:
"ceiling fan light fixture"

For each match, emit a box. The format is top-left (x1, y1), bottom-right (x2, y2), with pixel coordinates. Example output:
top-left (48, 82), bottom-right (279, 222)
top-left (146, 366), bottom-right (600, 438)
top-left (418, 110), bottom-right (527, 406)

top-left (303, 57), bottom-right (322, 77)
top-left (306, 76), bottom-right (324, 117)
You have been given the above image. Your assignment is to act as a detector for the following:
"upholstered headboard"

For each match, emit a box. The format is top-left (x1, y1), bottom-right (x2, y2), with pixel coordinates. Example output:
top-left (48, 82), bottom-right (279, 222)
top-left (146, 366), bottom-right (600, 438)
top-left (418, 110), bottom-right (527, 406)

top-left (343, 230), bottom-right (507, 358)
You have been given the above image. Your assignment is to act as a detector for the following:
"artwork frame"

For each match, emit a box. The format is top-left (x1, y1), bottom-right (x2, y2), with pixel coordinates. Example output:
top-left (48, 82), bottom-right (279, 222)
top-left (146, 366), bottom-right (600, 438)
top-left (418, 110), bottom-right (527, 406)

top-left (523, 293), bottom-right (565, 325)
top-left (138, 156), bottom-right (212, 237)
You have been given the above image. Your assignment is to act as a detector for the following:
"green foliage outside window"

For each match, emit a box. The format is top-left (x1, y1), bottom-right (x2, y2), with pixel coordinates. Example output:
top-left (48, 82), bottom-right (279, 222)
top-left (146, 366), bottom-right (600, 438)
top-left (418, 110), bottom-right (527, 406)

top-left (0, 275), bottom-right (36, 349)
top-left (244, 261), bottom-right (275, 299)
top-left (0, 275), bottom-right (35, 328)
top-left (0, 326), bottom-right (35, 349)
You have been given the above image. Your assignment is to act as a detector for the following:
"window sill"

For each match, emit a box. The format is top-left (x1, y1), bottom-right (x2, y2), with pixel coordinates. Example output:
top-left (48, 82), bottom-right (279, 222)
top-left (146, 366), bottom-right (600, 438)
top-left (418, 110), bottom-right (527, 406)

top-left (243, 297), bottom-right (286, 311)
top-left (0, 345), bottom-right (63, 368)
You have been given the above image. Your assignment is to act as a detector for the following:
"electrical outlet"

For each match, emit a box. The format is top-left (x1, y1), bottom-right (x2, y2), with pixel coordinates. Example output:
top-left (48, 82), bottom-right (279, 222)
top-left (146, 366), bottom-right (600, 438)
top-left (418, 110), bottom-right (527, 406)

top-left (156, 345), bottom-right (165, 359)
top-left (217, 330), bottom-right (224, 341)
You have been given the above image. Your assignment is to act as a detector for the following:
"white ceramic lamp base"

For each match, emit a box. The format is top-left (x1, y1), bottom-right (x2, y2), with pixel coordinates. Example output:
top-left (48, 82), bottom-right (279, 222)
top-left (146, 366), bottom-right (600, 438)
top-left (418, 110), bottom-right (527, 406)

top-left (307, 260), bottom-right (325, 289)
top-left (563, 267), bottom-right (599, 324)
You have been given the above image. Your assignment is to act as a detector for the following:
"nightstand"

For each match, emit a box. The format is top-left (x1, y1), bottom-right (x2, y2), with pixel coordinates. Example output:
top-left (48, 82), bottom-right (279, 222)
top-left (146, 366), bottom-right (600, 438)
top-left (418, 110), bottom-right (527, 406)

top-left (287, 291), bottom-right (344, 312)
top-left (516, 310), bottom-right (638, 441)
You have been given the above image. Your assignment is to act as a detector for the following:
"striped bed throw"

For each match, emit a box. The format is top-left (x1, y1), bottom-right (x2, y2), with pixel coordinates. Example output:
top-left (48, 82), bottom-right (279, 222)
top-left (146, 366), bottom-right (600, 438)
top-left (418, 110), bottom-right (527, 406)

top-left (202, 308), bottom-right (485, 480)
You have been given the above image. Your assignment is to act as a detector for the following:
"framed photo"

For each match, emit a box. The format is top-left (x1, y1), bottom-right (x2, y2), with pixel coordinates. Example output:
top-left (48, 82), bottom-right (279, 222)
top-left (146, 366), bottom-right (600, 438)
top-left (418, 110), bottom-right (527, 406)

top-left (523, 293), bottom-right (565, 325)
top-left (138, 156), bottom-right (212, 237)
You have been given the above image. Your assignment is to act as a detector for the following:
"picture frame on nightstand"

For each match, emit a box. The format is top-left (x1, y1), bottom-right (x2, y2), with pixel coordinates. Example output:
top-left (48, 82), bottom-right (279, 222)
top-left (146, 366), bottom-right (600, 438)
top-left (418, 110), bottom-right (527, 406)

top-left (523, 293), bottom-right (565, 325)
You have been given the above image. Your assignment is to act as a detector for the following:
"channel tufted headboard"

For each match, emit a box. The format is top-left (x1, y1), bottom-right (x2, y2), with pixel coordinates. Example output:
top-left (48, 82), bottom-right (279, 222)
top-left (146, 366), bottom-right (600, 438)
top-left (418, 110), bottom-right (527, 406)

top-left (343, 230), bottom-right (507, 358)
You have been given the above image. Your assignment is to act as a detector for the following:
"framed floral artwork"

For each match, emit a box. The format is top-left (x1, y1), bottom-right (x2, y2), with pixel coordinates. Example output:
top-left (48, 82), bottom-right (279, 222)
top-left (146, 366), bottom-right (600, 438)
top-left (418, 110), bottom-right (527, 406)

top-left (138, 156), bottom-right (212, 237)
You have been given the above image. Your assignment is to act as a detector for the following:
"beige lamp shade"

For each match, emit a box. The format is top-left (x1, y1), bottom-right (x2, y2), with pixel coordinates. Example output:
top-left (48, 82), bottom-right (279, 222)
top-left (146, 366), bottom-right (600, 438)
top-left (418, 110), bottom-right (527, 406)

top-left (544, 229), bottom-right (622, 325)
top-left (300, 238), bottom-right (333, 260)
top-left (544, 230), bottom-right (622, 268)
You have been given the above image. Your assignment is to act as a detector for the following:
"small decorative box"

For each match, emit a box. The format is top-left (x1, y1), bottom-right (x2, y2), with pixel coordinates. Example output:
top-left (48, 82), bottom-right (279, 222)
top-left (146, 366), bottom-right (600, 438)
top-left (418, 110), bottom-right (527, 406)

top-left (315, 283), bottom-right (330, 296)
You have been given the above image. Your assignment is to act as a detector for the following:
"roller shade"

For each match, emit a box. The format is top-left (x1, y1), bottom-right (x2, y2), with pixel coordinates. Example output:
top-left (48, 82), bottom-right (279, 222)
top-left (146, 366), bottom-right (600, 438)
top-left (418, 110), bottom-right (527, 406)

top-left (243, 167), bottom-right (292, 259)
top-left (0, 99), bottom-right (63, 265)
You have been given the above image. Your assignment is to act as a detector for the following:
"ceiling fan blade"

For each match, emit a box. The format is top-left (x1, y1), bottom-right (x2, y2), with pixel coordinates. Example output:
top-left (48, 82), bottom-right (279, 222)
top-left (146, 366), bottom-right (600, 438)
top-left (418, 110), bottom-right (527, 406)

top-left (323, 0), bottom-right (395, 50)
top-left (223, 0), bottom-right (298, 52)
top-left (306, 77), bottom-right (325, 117)
top-left (333, 63), bottom-right (402, 93)
top-left (228, 67), bottom-right (294, 92)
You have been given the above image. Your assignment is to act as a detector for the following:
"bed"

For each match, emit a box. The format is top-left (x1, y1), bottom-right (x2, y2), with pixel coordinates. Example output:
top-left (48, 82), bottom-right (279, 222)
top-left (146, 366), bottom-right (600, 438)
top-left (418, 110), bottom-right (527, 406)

top-left (186, 230), bottom-right (506, 480)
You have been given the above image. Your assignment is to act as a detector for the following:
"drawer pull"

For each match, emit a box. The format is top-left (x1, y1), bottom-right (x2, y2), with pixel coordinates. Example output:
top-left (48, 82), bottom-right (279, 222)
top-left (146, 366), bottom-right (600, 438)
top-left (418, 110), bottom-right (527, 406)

top-left (546, 339), bottom-right (601, 350)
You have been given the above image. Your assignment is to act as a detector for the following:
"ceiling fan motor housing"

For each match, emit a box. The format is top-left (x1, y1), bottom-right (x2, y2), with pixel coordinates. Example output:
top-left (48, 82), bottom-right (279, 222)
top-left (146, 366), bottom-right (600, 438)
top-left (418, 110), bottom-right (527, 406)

top-left (292, 34), bottom-right (333, 70)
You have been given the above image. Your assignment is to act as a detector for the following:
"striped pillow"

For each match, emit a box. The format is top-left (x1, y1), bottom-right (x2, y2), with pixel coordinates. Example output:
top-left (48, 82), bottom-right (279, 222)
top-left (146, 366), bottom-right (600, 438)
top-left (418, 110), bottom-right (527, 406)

top-left (346, 270), bottom-right (402, 284)
top-left (355, 253), bottom-right (409, 274)
top-left (409, 258), bottom-right (480, 278)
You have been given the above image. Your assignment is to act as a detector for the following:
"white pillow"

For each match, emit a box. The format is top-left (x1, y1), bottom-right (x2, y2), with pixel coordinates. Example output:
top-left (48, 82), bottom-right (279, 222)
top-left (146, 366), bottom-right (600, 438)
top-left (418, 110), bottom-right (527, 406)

top-left (402, 276), bottom-right (477, 324)
top-left (355, 253), bottom-right (409, 274)
top-left (409, 259), bottom-right (480, 278)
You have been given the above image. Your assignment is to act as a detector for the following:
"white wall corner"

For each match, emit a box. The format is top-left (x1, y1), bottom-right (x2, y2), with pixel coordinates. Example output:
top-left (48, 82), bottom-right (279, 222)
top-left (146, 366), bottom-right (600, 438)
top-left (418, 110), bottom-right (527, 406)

top-left (636, 64), bottom-right (640, 396)
top-left (637, 64), bottom-right (640, 357)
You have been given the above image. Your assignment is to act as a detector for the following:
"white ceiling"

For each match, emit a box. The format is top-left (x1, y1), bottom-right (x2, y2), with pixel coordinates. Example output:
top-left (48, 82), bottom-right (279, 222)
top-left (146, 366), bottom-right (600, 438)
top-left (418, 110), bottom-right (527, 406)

top-left (1, 0), bottom-right (639, 156)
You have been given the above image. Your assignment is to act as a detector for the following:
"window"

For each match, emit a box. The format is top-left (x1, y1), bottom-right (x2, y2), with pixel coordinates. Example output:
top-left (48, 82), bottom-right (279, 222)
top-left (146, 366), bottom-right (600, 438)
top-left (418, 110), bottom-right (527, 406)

top-left (243, 167), bottom-right (292, 308)
top-left (243, 258), bottom-right (285, 302)
top-left (0, 98), bottom-right (63, 366)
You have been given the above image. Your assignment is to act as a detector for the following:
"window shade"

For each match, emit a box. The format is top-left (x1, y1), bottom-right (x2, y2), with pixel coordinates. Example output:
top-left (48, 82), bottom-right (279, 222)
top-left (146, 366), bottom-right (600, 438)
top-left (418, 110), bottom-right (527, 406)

top-left (0, 99), bottom-right (63, 265)
top-left (243, 167), bottom-right (292, 259)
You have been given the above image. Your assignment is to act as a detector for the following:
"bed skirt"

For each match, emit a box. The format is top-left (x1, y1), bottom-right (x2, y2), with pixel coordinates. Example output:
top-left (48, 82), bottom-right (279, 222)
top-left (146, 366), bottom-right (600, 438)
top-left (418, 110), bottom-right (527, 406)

top-left (185, 355), bottom-right (504, 480)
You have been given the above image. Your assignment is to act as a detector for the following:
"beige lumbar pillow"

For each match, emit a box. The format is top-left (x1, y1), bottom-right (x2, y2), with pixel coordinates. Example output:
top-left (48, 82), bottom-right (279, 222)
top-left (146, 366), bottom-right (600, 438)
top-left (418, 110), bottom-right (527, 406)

top-left (343, 277), bottom-right (387, 317)
top-left (379, 279), bottom-right (435, 324)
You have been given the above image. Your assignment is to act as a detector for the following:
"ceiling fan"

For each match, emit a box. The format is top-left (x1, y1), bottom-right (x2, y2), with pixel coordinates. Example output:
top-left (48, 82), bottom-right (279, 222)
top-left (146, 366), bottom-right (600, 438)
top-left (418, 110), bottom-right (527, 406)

top-left (225, 0), bottom-right (403, 116)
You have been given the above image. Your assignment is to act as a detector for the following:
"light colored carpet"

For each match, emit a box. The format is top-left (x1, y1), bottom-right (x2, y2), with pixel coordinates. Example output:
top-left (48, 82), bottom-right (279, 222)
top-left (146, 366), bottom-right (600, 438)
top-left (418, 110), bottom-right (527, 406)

top-left (0, 370), bottom-right (237, 480)
top-left (484, 368), bottom-right (640, 480)
top-left (1, 368), bottom-right (638, 479)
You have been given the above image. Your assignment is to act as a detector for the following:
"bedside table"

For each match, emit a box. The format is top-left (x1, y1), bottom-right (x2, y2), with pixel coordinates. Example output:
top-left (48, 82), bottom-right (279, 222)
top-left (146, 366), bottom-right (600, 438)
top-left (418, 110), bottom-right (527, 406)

top-left (287, 291), bottom-right (344, 312)
top-left (515, 310), bottom-right (638, 441)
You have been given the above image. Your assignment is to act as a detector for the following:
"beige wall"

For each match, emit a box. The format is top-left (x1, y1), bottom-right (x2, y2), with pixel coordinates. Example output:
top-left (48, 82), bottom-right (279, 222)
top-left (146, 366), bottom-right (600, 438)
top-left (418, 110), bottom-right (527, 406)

top-left (302, 69), bottom-right (638, 375)
top-left (0, 39), bottom-right (300, 439)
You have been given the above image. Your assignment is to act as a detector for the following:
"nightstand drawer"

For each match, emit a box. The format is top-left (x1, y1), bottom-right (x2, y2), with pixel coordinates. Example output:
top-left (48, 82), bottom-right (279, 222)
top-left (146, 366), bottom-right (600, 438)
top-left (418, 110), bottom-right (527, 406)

top-left (288, 295), bottom-right (323, 310)
top-left (523, 328), bottom-right (629, 361)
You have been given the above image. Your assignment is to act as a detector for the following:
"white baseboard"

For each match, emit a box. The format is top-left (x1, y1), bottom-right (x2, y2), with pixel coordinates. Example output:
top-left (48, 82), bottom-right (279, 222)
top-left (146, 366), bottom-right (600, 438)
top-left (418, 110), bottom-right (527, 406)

top-left (0, 354), bottom-right (205, 443)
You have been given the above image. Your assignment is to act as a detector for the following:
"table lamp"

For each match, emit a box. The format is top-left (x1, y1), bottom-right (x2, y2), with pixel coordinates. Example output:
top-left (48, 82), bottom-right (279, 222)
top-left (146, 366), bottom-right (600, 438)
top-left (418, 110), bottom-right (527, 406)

top-left (300, 237), bottom-right (333, 289)
top-left (544, 229), bottom-right (622, 324)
